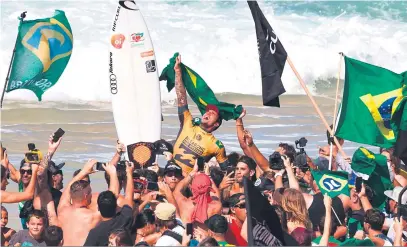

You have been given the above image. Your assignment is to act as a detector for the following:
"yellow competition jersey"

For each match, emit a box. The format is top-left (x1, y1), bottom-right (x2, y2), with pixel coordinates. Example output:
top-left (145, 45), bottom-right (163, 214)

top-left (173, 107), bottom-right (227, 174)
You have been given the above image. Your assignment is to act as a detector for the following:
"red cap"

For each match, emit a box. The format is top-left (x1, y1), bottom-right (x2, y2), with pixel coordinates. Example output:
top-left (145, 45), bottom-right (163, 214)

top-left (205, 104), bottom-right (219, 116)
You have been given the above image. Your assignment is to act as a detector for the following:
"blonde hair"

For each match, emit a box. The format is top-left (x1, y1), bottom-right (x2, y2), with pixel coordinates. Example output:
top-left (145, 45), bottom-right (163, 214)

top-left (281, 188), bottom-right (312, 230)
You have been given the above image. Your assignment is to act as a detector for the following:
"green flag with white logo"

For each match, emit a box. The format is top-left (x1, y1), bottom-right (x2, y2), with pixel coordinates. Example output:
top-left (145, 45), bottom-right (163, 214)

top-left (6, 10), bottom-right (73, 101)
top-left (351, 147), bottom-right (393, 209)
top-left (335, 56), bottom-right (407, 148)
top-left (311, 170), bottom-right (349, 198)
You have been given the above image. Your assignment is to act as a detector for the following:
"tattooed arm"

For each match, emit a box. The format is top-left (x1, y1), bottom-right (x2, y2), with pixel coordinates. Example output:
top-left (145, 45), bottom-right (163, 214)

top-left (174, 54), bottom-right (188, 107)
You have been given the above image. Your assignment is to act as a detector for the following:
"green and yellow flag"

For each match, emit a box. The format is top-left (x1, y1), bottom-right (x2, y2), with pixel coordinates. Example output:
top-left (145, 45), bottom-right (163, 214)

top-left (335, 56), bottom-right (407, 148)
top-left (351, 147), bottom-right (393, 209)
top-left (6, 10), bottom-right (73, 101)
top-left (311, 170), bottom-right (349, 198)
top-left (159, 53), bottom-right (243, 121)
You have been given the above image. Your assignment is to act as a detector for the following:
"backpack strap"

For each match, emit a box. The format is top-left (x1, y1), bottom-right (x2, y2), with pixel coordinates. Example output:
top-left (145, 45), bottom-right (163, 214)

top-left (162, 230), bottom-right (183, 244)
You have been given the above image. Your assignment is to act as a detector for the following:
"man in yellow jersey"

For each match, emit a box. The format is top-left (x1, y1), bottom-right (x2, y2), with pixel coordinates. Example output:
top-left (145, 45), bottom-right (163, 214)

top-left (172, 54), bottom-right (229, 174)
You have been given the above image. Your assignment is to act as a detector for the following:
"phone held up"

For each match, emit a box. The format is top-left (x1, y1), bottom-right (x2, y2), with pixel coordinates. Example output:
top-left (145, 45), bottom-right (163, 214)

top-left (52, 128), bottom-right (65, 143)
top-left (355, 177), bottom-right (363, 193)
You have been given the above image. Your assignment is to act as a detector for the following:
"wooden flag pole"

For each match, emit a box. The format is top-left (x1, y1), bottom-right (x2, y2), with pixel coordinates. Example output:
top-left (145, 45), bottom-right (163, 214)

top-left (329, 53), bottom-right (344, 170)
top-left (0, 11), bottom-right (27, 109)
top-left (286, 56), bottom-right (349, 159)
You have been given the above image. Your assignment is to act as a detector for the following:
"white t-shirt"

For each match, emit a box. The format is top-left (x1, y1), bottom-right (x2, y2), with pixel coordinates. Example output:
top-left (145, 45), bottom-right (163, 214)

top-left (155, 225), bottom-right (185, 246)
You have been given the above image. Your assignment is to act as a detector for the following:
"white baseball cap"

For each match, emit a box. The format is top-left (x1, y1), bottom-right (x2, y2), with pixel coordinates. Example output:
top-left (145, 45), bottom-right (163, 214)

top-left (384, 186), bottom-right (407, 204)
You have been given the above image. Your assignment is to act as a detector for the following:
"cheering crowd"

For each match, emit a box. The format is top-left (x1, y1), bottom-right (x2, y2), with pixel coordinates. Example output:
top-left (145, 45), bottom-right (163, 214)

top-left (1, 53), bottom-right (407, 246)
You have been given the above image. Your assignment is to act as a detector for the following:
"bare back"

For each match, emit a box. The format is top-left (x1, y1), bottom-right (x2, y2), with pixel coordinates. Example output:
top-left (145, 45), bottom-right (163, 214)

top-left (180, 199), bottom-right (222, 224)
top-left (59, 206), bottom-right (101, 246)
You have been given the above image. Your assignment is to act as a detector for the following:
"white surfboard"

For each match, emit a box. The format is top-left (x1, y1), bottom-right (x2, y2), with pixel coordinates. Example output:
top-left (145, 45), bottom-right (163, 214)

top-left (109, 0), bottom-right (161, 161)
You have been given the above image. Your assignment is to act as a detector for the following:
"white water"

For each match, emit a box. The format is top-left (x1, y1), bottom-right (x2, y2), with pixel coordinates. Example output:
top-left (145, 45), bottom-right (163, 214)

top-left (1, 0), bottom-right (406, 103)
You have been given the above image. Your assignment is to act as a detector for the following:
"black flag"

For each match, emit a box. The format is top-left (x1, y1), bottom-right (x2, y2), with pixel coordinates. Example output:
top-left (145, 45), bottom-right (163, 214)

top-left (243, 177), bottom-right (285, 246)
top-left (248, 1), bottom-right (287, 107)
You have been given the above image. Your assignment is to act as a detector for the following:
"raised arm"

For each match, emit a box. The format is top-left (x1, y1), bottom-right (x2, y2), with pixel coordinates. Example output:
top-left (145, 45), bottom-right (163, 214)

top-left (174, 54), bottom-right (187, 107)
top-left (103, 163), bottom-right (120, 197)
top-left (123, 162), bottom-right (134, 208)
top-left (174, 161), bottom-right (199, 202)
top-left (110, 141), bottom-right (125, 167)
top-left (244, 130), bottom-right (270, 172)
top-left (236, 109), bottom-right (252, 158)
top-left (58, 159), bottom-right (96, 213)
top-left (1, 164), bottom-right (39, 203)
top-left (319, 194), bottom-right (332, 246)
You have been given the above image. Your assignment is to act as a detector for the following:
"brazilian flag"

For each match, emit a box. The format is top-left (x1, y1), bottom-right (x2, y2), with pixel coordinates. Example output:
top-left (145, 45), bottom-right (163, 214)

top-left (6, 10), bottom-right (73, 101)
top-left (351, 147), bottom-right (393, 209)
top-left (159, 53), bottom-right (243, 121)
top-left (335, 56), bottom-right (407, 149)
top-left (311, 170), bottom-right (349, 198)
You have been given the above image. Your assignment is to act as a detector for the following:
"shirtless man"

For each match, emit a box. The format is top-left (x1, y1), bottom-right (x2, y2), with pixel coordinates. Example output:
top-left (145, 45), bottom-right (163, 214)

top-left (173, 161), bottom-right (222, 224)
top-left (57, 160), bottom-right (119, 246)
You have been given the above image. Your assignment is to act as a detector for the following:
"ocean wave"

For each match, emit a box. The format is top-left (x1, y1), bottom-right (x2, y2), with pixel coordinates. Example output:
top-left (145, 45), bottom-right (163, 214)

top-left (0, 1), bottom-right (405, 103)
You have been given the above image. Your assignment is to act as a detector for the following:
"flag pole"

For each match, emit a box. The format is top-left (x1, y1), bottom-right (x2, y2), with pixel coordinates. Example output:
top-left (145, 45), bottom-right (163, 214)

top-left (329, 52), bottom-right (344, 170)
top-left (286, 56), bottom-right (349, 159)
top-left (0, 11), bottom-right (27, 109)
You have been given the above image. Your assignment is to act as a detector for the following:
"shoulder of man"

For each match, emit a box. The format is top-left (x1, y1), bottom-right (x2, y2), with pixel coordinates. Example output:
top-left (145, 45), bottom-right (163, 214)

top-left (215, 139), bottom-right (224, 149)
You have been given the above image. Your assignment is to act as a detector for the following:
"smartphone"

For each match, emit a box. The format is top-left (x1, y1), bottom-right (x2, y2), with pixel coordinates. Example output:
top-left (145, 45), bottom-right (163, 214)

top-left (147, 182), bottom-right (159, 191)
top-left (96, 162), bottom-right (105, 171)
top-left (227, 166), bottom-right (235, 178)
top-left (186, 223), bottom-right (193, 237)
top-left (52, 128), bottom-right (65, 143)
top-left (355, 177), bottom-right (362, 193)
top-left (197, 157), bottom-right (205, 172)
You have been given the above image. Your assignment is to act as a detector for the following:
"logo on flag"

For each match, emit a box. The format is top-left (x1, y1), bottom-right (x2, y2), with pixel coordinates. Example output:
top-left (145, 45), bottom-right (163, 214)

top-left (360, 87), bottom-right (404, 140)
top-left (319, 174), bottom-right (347, 192)
top-left (22, 18), bottom-right (73, 73)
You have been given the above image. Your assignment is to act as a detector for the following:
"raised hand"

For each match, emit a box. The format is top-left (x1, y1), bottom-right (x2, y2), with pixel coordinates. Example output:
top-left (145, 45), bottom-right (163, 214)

top-left (48, 133), bottom-right (62, 154)
top-left (84, 159), bottom-right (98, 174)
top-left (174, 54), bottom-right (182, 74)
top-left (116, 141), bottom-right (126, 154)
top-left (243, 130), bottom-right (253, 147)
top-left (219, 171), bottom-right (235, 190)
top-left (238, 108), bottom-right (246, 119)
top-left (102, 162), bottom-right (117, 176)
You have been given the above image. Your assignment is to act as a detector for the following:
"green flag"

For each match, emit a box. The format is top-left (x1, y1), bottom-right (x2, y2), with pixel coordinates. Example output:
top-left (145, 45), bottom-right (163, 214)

top-left (159, 53), bottom-right (243, 121)
top-left (6, 10), bottom-right (73, 101)
top-left (311, 170), bottom-right (349, 197)
top-left (335, 56), bottom-right (407, 148)
top-left (340, 238), bottom-right (375, 246)
top-left (351, 147), bottom-right (393, 209)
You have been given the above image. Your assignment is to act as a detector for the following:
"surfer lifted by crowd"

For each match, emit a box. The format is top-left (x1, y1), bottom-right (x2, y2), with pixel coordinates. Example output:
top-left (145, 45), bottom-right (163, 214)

top-left (172, 54), bottom-right (233, 174)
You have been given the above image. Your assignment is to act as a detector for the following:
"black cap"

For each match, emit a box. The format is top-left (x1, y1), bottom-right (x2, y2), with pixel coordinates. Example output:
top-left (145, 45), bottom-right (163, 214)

top-left (228, 193), bottom-right (244, 208)
top-left (254, 176), bottom-right (274, 192)
top-left (164, 161), bottom-right (182, 175)
top-left (154, 139), bottom-right (174, 155)
top-left (205, 214), bottom-right (228, 234)
top-left (48, 161), bottom-right (65, 175)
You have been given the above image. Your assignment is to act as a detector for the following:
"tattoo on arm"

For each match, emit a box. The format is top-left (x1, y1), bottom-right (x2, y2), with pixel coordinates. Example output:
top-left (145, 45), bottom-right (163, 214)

top-left (175, 71), bottom-right (187, 107)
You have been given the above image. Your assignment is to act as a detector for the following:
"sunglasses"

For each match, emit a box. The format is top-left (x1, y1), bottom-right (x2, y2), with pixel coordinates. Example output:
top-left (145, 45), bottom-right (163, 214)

top-left (234, 203), bottom-right (246, 209)
top-left (165, 171), bottom-right (181, 177)
top-left (20, 169), bottom-right (32, 175)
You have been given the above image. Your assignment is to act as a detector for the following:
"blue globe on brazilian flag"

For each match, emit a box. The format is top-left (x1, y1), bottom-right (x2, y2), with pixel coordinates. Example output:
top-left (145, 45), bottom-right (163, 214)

top-left (311, 170), bottom-right (350, 198)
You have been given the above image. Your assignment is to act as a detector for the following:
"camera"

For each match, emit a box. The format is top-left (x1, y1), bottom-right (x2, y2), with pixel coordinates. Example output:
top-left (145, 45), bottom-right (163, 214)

top-left (25, 143), bottom-right (42, 164)
top-left (294, 137), bottom-right (309, 170)
top-left (268, 152), bottom-right (284, 170)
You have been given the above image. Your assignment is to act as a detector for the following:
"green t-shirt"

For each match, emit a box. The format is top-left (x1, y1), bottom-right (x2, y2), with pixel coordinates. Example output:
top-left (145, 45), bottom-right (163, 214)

top-left (312, 236), bottom-right (341, 246)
